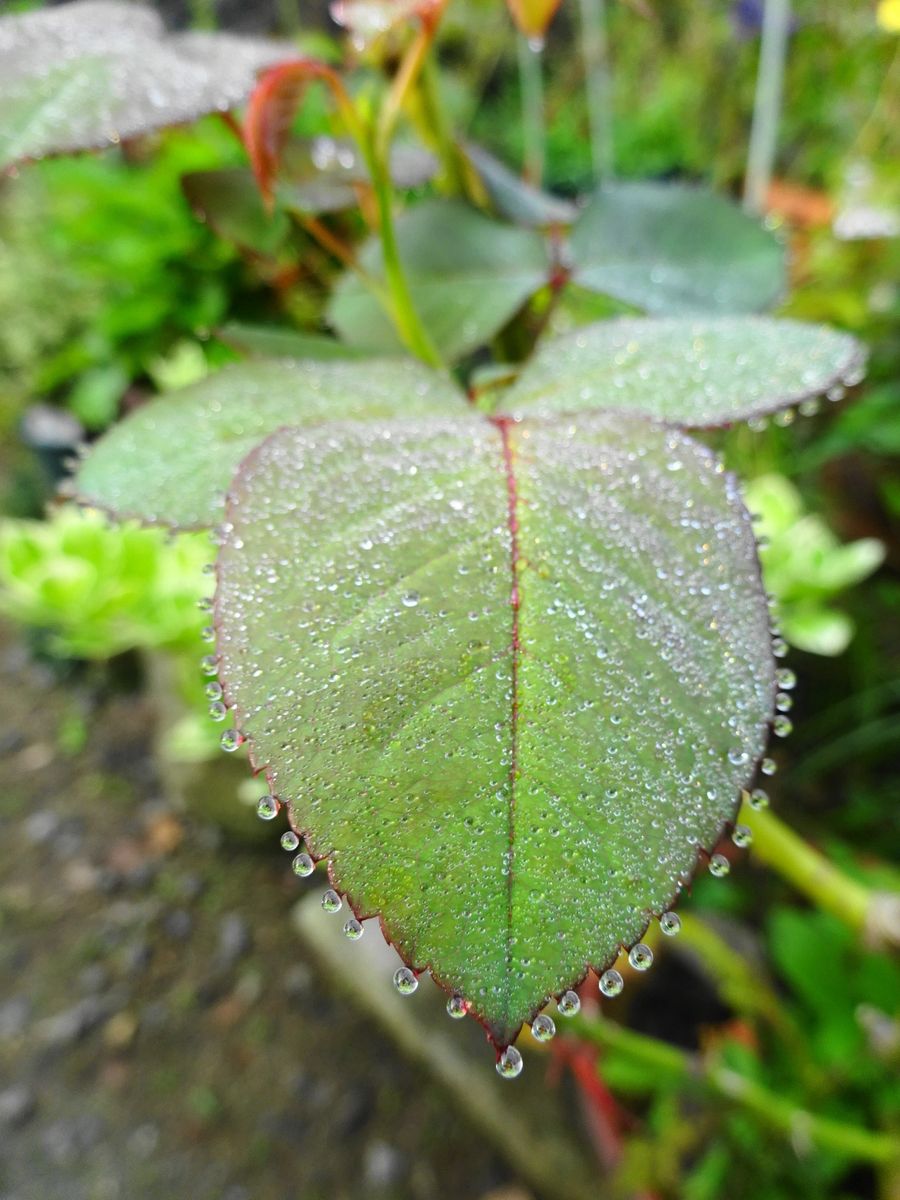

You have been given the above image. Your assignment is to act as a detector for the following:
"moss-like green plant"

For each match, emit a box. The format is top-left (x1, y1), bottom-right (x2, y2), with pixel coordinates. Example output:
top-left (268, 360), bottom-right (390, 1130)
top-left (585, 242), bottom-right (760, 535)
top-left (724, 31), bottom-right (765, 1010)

top-left (745, 473), bottom-right (885, 656)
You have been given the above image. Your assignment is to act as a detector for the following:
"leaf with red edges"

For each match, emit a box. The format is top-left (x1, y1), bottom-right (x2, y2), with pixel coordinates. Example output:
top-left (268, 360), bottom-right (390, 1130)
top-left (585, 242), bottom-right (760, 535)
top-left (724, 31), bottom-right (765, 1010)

top-left (214, 410), bottom-right (775, 1050)
top-left (243, 59), bottom-right (350, 205)
top-left (500, 317), bottom-right (867, 427)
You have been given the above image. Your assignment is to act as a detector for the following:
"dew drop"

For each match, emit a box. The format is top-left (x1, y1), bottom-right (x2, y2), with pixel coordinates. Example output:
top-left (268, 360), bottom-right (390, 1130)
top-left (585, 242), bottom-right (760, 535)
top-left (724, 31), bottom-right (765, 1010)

top-left (761, 758), bottom-right (778, 776)
top-left (292, 852), bottom-right (314, 877)
top-left (749, 787), bottom-right (769, 810)
top-left (775, 692), bottom-right (793, 712)
top-left (531, 1014), bottom-right (556, 1042)
top-left (401, 591), bottom-right (420, 608)
top-left (557, 990), bottom-right (581, 1017)
top-left (280, 831), bottom-right (300, 852)
top-left (496, 1046), bottom-right (523, 1079)
top-left (204, 681), bottom-right (223, 700)
top-left (321, 889), bottom-right (342, 913)
top-left (599, 969), bottom-right (624, 997)
top-left (220, 729), bottom-right (243, 752)
top-left (209, 701), bottom-right (227, 721)
top-left (343, 917), bottom-right (364, 940)
top-left (709, 853), bottom-right (731, 877)
top-left (776, 668), bottom-right (796, 689)
top-left (201, 654), bottom-right (218, 675)
top-left (659, 911), bottom-right (681, 937)
top-left (773, 715), bottom-right (793, 737)
top-left (394, 967), bottom-right (418, 995)
top-left (772, 638), bottom-right (789, 658)
top-left (201, 625), bottom-right (215, 642)
top-left (447, 994), bottom-right (468, 1019)
top-left (256, 794), bottom-right (280, 821)
top-left (732, 824), bottom-right (753, 848)
top-left (628, 944), bottom-right (653, 971)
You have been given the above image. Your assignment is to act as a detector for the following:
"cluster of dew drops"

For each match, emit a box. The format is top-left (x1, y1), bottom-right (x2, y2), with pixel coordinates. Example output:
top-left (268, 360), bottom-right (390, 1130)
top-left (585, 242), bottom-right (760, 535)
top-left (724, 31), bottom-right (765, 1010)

top-left (196, 506), bottom-right (801, 1080)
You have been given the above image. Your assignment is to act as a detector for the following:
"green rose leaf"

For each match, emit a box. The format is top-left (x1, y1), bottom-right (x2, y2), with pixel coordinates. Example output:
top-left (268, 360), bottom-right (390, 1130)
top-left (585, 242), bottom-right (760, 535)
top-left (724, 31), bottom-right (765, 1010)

top-left (500, 317), bottom-right (866, 427)
top-left (327, 200), bottom-right (551, 361)
top-left (0, 1), bottom-right (291, 169)
top-left (571, 182), bottom-right (787, 314)
top-left (182, 169), bottom-right (293, 261)
top-left (215, 410), bottom-right (774, 1047)
top-left (276, 137), bottom-right (437, 215)
top-left (71, 358), bottom-right (466, 529)
top-left (464, 143), bottom-right (579, 229)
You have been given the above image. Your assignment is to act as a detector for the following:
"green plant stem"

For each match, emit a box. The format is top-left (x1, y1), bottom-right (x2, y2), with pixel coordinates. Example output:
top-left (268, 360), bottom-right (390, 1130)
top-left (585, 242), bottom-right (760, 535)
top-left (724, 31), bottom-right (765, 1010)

top-left (417, 54), bottom-right (468, 196)
top-left (737, 794), bottom-right (884, 939)
top-left (367, 144), bottom-right (443, 367)
top-left (578, 0), bottom-right (614, 182)
top-left (359, 11), bottom-right (447, 367)
top-left (516, 32), bottom-right (546, 186)
top-left (571, 1016), bottom-right (899, 1165)
top-left (743, 0), bottom-right (791, 214)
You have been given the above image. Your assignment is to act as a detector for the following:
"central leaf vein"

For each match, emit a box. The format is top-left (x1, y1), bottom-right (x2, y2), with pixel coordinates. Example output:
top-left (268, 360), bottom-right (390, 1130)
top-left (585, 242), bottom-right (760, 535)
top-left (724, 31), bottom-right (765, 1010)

top-left (495, 417), bottom-right (521, 1019)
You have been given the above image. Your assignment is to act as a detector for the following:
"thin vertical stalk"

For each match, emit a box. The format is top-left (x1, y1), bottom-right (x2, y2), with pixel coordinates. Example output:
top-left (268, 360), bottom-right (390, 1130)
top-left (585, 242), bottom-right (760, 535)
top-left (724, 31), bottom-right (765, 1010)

top-left (578, 0), bottom-right (614, 183)
top-left (369, 152), bottom-right (442, 367)
top-left (743, 0), bottom-right (792, 214)
top-left (517, 32), bottom-right (546, 186)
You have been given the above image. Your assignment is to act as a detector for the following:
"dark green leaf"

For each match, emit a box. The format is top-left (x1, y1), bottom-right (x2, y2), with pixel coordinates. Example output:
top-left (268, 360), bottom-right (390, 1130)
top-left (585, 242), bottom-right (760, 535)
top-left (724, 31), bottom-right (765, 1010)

top-left (571, 182), bottom-right (787, 314)
top-left (216, 411), bottom-right (774, 1045)
top-left (183, 169), bottom-right (292, 259)
top-left (327, 200), bottom-right (550, 361)
top-left (72, 358), bottom-right (466, 528)
top-left (501, 317), bottom-right (866, 427)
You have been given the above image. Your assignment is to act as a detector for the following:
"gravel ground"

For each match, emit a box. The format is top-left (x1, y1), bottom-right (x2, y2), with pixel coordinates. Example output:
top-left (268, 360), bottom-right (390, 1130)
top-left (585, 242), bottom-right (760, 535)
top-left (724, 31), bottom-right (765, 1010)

top-left (0, 624), bottom-right (532, 1200)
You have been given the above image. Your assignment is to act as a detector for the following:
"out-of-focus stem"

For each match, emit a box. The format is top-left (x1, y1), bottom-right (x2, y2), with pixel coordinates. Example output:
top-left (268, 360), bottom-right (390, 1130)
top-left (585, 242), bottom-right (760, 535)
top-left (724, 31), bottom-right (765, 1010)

top-left (578, 0), bottom-right (614, 182)
top-left (517, 32), bottom-right (546, 186)
top-left (571, 1016), bottom-right (900, 1165)
top-left (738, 793), bottom-right (900, 952)
top-left (743, 0), bottom-right (791, 214)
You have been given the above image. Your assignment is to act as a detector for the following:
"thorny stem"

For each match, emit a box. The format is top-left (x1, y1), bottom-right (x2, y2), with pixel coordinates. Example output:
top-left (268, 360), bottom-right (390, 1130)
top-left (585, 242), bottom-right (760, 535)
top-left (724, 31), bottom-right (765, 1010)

top-left (738, 794), bottom-right (900, 952)
top-left (517, 32), bottom-right (546, 186)
top-left (743, 0), bottom-right (792, 214)
top-left (570, 1016), bottom-right (900, 1165)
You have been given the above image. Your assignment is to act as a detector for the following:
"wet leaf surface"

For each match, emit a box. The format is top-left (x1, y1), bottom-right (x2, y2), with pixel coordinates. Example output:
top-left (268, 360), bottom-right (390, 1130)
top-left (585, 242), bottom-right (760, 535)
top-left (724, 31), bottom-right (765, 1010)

top-left (571, 182), bottom-right (787, 314)
top-left (72, 358), bottom-right (465, 528)
top-left (327, 200), bottom-right (551, 361)
top-left (0, 1), bottom-right (292, 169)
top-left (215, 410), bottom-right (774, 1045)
top-left (501, 317), bottom-right (866, 426)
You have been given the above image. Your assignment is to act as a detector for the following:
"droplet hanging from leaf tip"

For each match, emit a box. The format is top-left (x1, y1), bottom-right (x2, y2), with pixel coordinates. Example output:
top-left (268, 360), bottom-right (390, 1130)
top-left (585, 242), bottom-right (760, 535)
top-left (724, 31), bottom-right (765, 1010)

top-left (496, 1046), bottom-right (523, 1079)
